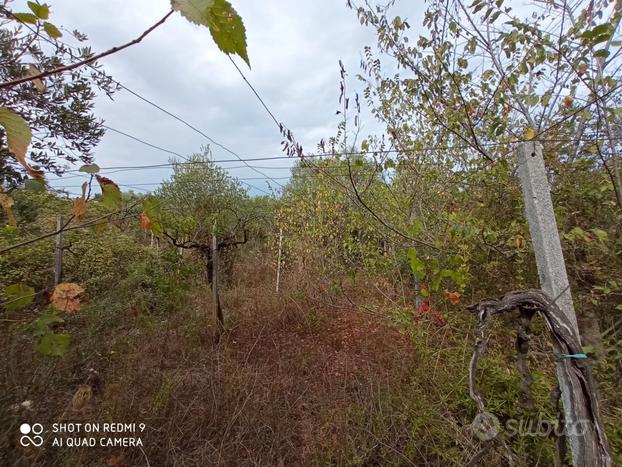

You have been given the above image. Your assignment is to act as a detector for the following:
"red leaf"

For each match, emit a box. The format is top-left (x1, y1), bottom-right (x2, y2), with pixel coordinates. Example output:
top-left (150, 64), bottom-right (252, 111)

top-left (444, 290), bottom-right (461, 305)
top-left (139, 212), bottom-right (152, 230)
top-left (95, 175), bottom-right (118, 188)
top-left (416, 299), bottom-right (431, 314)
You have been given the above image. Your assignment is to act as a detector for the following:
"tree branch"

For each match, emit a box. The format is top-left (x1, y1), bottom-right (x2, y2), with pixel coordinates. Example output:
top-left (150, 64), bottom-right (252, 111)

top-left (0, 9), bottom-right (173, 90)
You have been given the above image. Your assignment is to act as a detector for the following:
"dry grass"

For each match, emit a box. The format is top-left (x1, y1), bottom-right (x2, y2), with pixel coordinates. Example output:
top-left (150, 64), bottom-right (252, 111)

top-left (3, 255), bottom-right (618, 466)
top-left (2, 257), bottom-right (436, 466)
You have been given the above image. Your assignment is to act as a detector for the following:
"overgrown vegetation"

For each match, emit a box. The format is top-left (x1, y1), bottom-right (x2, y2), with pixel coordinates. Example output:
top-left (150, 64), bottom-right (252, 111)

top-left (0, 0), bottom-right (621, 465)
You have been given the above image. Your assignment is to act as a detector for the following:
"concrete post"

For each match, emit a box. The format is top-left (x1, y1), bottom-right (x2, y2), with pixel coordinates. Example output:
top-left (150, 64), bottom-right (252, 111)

top-left (516, 141), bottom-right (578, 333)
top-left (516, 141), bottom-right (599, 466)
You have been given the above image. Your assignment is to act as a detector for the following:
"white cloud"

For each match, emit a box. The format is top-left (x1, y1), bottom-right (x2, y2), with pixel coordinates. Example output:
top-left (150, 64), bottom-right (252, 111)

top-left (15, 0), bottom-right (387, 193)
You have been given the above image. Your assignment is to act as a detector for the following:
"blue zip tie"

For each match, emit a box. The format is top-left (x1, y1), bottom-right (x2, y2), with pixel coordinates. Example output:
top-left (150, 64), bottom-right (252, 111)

top-left (558, 353), bottom-right (588, 359)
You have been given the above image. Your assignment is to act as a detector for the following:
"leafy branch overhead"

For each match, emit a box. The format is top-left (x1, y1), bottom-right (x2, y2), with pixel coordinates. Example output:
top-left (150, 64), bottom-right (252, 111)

top-left (0, 0), bottom-right (249, 198)
top-left (171, 0), bottom-right (250, 67)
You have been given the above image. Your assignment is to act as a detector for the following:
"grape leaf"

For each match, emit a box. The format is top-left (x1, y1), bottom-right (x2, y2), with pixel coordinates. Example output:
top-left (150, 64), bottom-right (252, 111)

top-left (37, 332), bottom-right (70, 356)
top-left (51, 283), bottom-right (84, 313)
top-left (172, 0), bottom-right (250, 67)
top-left (27, 1), bottom-right (49, 19)
top-left (95, 175), bottom-right (122, 209)
top-left (444, 289), bottom-right (461, 305)
top-left (142, 197), bottom-right (163, 234)
top-left (72, 182), bottom-right (88, 220)
top-left (31, 311), bottom-right (64, 337)
top-left (139, 212), bottom-right (153, 230)
top-left (3, 283), bottom-right (35, 312)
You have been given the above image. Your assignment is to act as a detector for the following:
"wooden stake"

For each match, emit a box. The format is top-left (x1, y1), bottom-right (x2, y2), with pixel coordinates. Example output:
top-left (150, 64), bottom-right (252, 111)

top-left (212, 234), bottom-right (224, 337)
top-left (54, 215), bottom-right (63, 286)
top-left (276, 228), bottom-right (283, 293)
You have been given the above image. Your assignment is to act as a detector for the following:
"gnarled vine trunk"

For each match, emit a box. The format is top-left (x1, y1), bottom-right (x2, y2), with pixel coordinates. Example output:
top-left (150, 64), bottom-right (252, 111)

top-left (468, 289), bottom-right (611, 467)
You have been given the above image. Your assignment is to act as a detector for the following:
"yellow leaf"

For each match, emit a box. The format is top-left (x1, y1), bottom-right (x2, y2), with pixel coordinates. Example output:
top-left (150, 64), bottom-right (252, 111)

top-left (563, 95), bottom-right (573, 107)
top-left (0, 107), bottom-right (43, 179)
top-left (72, 182), bottom-right (88, 220)
top-left (515, 233), bottom-right (525, 248)
top-left (0, 107), bottom-right (31, 164)
top-left (72, 197), bottom-right (87, 220)
top-left (51, 283), bottom-right (85, 313)
top-left (68, 384), bottom-right (92, 412)
top-left (523, 127), bottom-right (536, 140)
top-left (26, 65), bottom-right (45, 92)
top-left (0, 192), bottom-right (17, 226)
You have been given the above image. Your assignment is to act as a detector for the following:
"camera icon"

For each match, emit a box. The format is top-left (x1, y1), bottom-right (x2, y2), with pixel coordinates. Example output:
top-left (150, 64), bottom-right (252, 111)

top-left (19, 423), bottom-right (44, 447)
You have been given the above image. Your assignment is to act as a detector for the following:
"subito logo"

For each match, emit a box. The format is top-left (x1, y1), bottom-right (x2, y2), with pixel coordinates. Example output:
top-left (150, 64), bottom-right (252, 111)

top-left (471, 412), bottom-right (500, 441)
top-left (19, 423), bottom-right (44, 447)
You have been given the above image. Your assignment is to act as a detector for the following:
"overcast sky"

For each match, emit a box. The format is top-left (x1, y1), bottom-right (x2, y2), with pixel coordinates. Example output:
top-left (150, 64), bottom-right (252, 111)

top-left (18, 0), bottom-right (397, 196)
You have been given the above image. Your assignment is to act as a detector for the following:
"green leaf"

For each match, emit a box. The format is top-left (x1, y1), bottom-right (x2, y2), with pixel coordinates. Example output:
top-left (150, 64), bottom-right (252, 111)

top-left (565, 226), bottom-right (588, 241)
top-left (489, 10), bottom-right (501, 23)
top-left (591, 228), bottom-right (608, 242)
top-left (3, 283), bottom-right (35, 312)
top-left (96, 175), bottom-right (122, 209)
top-left (171, 0), bottom-right (214, 24)
top-left (43, 21), bottom-right (62, 38)
top-left (410, 218), bottom-right (424, 236)
top-left (143, 197), bottom-right (162, 217)
top-left (0, 107), bottom-right (32, 165)
top-left (142, 197), bottom-right (163, 234)
top-left (594, 49), bottom-right (610, 58)
top-left (590, 24), bottom-right (612, 36)
top-left (407, 248), bottom-right (426, 280)
top-left (24, 178), bottom-right (46, 191)
top-left (13, 12), bottom-right (38, 24)
top-left (27, 2), bottom-right (49, 19)
top-left (36, 332), bottom-right (70, 356)
top-left (172, 0), bottom-right (250, 67)
top-left (31, 311), bottom-right (64, 337)
top-left (79, 163), bottom-right (100, 174)
top-left (473, 2), bottom-right (485, 13)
